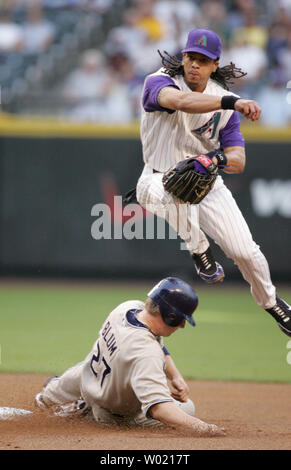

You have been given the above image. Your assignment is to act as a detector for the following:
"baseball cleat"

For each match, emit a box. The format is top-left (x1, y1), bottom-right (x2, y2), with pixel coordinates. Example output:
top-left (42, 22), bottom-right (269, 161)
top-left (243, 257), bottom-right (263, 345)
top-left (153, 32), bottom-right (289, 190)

top-left (35, 394), bottom-right (90, 418)
top-left (192, 247), bottom-right (225, 285)
top-left (54, 399), bottom-right (91, 418)
top-left (265, 295), bottom-right (291, 337)
top-left (34, 393), bottom-right (48, 410)
top-left (34, 376), bottom-right (59, 411)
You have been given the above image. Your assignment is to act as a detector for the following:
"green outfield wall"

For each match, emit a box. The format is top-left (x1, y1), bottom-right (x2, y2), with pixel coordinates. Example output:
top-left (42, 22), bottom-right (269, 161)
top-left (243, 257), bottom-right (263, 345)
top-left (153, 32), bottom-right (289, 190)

top-left (0, 115), bottom-right (290, 281)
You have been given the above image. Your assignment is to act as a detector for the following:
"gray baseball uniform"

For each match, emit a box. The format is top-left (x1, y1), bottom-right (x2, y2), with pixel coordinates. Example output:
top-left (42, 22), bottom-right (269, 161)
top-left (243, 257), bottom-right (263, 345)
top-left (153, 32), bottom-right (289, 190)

top-left (136, 69), bottom-right (276, 309)
top-left (41, 300), bottom-right (194, 426)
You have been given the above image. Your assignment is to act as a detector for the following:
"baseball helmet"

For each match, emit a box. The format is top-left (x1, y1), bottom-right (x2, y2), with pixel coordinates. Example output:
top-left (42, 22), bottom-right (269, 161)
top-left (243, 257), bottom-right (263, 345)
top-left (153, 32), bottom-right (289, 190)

top-left (147, 277), bottom-right (198, 327)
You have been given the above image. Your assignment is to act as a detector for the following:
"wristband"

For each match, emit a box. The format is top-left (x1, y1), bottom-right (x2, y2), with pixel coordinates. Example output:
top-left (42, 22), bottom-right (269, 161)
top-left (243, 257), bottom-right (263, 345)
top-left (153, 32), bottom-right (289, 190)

top-left (206, 149), bottom-right (228, 168)
top-left (214, 150), bottom-right (228, 167)
top-left (221, 95), bottom-right (240, 110)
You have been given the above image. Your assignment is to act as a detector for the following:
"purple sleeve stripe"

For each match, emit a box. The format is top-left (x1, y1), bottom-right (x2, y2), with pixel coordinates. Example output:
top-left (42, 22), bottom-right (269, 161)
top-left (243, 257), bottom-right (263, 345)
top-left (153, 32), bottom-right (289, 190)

top-left (162, 346), bottom-right (170, 356)
top-left (142, 75), bottom-right (180, 113)
top-left (219, 111), bottom-right (245, 148)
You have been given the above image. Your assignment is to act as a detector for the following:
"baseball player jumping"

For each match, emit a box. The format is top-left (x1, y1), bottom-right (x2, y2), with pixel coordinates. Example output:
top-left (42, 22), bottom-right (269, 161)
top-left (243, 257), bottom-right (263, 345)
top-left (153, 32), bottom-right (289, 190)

top-left (134, 29), bottom-right (291, 337)
top-left (35, 277), bottom-right (225, 437)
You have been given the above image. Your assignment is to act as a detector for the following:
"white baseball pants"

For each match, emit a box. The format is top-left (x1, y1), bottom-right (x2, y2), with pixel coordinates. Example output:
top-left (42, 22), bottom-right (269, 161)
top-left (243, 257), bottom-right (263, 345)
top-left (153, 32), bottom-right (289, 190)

top-left (136, 165), bottom-right (276, 309)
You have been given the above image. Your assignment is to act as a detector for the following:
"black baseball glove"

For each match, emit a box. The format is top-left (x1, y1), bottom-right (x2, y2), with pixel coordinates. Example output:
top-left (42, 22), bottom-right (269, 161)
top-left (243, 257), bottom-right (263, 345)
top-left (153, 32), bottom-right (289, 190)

top-left (162, 154), bottom-right (218, 204)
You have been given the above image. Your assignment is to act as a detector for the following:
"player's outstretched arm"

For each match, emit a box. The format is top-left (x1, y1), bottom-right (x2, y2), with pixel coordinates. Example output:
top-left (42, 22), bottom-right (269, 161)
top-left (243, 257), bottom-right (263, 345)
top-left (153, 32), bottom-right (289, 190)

top-left (158, 87), bottom-right (222, 114)
top-left (158, 87), bottom-right (261, 122)
top-left (150, 401), bottom-right (226, 437)
top-left (164, 355), bottom-right (190, 402)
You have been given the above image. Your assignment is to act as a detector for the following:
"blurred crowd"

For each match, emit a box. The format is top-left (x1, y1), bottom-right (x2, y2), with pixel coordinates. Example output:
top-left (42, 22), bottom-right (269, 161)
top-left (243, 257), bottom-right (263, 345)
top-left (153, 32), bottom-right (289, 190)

top-left (0, 0), bottom-right (291, 126)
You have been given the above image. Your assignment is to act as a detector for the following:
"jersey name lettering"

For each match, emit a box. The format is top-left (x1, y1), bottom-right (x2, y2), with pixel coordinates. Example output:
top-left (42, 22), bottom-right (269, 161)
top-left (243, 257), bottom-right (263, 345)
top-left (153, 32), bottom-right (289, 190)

top-left (101, 321), bottom-right (118, 356)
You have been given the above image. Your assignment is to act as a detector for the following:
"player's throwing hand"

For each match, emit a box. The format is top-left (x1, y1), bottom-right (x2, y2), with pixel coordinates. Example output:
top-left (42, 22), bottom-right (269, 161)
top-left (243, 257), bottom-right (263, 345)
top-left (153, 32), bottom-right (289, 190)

top-left (235, 99), bottom-right (261, 121)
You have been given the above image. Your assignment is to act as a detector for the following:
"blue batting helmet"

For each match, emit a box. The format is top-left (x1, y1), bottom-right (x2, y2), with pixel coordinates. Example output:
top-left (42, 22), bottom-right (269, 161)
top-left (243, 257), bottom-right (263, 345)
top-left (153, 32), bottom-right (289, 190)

top-left (147, 277), bottom-right (198, 327)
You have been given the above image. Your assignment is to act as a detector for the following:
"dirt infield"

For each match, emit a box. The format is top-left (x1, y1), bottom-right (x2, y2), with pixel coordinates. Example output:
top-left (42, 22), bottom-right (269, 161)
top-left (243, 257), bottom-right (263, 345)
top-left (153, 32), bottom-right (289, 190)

top-left (0, 374), bottom-right (291, 450)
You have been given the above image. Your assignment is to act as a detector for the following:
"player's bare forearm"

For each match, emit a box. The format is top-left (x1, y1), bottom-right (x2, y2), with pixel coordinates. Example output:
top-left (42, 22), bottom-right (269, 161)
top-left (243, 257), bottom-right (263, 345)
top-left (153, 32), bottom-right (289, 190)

top-left (158, 88), bottom-right (262, 120)
top-left (158, 87), bottom-right (222, 114)
top-left (158, 87), bottom-right (262, 125)
top-left (219, 146), bottom-right (246, 174)
top-left (165, 355), bottom-right (190, 402)
top-left (150, 402), bottom-right (226, 437)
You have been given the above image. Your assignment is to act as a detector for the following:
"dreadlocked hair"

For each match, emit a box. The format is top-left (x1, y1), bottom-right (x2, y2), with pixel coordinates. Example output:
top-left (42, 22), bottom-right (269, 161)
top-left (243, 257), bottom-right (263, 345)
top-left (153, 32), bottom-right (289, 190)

top-left (211, 62), bottom-right (247, 90)
top-left (158, 50), bottom-right (184, 77)
top-left (158, 50), bottom-right (247, 91)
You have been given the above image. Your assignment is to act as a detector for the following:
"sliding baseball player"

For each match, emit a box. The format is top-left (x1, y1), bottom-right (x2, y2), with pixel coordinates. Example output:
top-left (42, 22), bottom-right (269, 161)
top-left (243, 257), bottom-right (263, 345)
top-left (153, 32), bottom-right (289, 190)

top-left (35, 277), bottom-right (225, 437)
